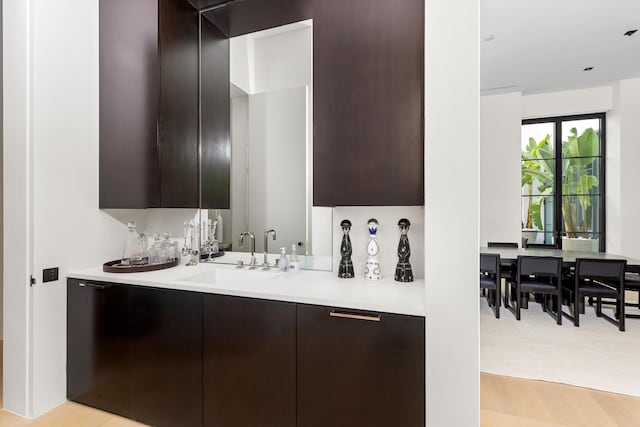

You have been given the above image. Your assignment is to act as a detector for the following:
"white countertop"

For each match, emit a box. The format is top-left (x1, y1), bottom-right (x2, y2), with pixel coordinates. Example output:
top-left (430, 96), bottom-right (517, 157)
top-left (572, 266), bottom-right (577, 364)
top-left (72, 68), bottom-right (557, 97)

top-left (67, 263), bottom-right (425, 317)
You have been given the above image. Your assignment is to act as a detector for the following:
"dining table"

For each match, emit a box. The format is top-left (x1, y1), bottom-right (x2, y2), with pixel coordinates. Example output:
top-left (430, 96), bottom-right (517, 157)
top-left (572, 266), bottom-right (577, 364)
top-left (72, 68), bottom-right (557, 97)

top-left (480, 246), bottom-right (640, 273)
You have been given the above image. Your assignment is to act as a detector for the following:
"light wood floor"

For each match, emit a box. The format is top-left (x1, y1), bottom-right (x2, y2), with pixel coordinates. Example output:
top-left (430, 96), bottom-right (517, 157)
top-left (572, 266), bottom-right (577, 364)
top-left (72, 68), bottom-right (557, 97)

top-left (0, 343), bottom-right (638, 426)
top-left (481, 373), bottom-right (640, 427)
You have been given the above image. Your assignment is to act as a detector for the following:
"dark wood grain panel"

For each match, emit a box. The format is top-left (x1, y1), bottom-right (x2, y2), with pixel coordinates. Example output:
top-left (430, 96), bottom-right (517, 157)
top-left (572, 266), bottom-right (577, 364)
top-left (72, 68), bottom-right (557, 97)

top-left (200, 16), bottom-right (231, 209)
top-left (297, 305), bottom-right (425, 427)
top-left (158, 0), bottom-right (200, 207)
top-left (203, 295), bottom-right (296, 427)
top-left (129, 286), bottom-right (203, 427)
top-left (67, 280), bottom-right (131, 418)
top-left (202, 0), bottom-right (312, 37)
top-left (313, 0), bottom-right (424, 206)
top-left (99, 0), bottom-right (160, 208)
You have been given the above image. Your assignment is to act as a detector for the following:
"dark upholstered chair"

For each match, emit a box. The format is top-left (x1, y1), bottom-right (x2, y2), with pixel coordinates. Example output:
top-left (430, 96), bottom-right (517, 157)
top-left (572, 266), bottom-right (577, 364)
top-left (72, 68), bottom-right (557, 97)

top-left (505, 256), bottom-right (563, 324)
top-left (480, 253), bottom-right (501, 318)
top-left (625, 273), bottom-right (640, 319)
top-left (486, 242), bottom-right (518, 288)
top-left (524, 242), bottom-right (552, 249)
top-left (487, 242), bottom-right (518, 249)
top-left (563, 259), bottom-right (626, 331)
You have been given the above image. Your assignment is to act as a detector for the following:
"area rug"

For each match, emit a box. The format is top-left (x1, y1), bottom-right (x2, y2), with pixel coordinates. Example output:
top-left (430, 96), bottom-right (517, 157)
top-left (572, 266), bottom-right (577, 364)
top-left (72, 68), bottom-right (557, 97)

top-left (480, 292), bottom-right (640, 397)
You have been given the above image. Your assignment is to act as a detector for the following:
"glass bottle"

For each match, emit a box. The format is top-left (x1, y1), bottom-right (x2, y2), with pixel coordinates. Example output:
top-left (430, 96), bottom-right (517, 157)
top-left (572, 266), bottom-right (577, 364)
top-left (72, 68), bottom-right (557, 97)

top-left (149, 233), bottom-right (163, 264)
top-left (122, 222), bottom-right (146, 266)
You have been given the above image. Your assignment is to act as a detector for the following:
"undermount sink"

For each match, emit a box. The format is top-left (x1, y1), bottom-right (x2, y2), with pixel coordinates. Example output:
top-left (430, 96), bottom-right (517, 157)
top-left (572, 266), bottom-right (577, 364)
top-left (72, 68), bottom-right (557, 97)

top-left (179, 265), bottom-right (280, 286)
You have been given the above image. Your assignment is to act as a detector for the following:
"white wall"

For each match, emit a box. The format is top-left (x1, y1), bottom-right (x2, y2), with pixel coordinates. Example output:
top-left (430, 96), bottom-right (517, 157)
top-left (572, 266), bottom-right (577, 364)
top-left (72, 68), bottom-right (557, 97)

top-left (0, 0), bottom-right (4, 342)
top-left (26, 0), bottom-right (146, 417)
top-left (3, 0), bottom-right (31, 415)
top-left (480, 92), bottom-right (522, 246)
top-left (609, 78), bottom-right (640, 259)
top-left (252, 27), bottom-right (312, 94)
top-left (425, 0), bottom-right (480, 426)
top-left (333, 207), bottom-right (424, 279)
top-left (480, 83), bottom-right (640, 257)
top-left (522, 85), bottom-right (613, 119)
top-left (247, 87), bottom-right (307, 253)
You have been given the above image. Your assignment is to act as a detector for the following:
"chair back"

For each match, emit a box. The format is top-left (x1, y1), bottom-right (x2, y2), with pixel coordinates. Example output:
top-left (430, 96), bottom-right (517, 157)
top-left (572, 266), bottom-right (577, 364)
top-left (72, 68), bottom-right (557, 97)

top-left (517, 256), bottom-right (562, 278)
top-left (480, 253), bottom-right (500, 275)
top-left (488, 242), bottom-right (518, 249)
top-left (575, 258), bottom-right (626, 285)
top-left (524, 242), bottom-right (552, 249)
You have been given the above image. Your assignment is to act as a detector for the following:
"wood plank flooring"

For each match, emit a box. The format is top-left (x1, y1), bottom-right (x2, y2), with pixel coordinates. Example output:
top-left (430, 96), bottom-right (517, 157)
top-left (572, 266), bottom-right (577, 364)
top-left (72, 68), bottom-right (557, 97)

top-left (1, 340), bottom-right (639, 426)
top-left (481, 373), bottom-right (640, 427)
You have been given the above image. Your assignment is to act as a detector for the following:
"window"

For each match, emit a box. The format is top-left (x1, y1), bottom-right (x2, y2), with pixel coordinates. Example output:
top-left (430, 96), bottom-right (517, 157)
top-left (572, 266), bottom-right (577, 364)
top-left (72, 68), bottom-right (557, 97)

top-left (521, 113), bottom-right (605, 252)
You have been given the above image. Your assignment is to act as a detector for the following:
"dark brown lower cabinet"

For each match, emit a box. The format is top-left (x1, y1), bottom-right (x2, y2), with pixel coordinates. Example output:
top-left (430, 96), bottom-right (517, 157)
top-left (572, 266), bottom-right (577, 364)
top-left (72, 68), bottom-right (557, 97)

top-left (68, 280), bottom-right (425, 427)
top-left (67, 280), bottom-right (203, 427)
top-left (129, 286), bottom-right (203, 427)
top-left (297, 305), bottom-right (426, 427)
top-left (67, 279), bottom-right (131, 418)
top-left (203, 295), bottom-right (296, 427)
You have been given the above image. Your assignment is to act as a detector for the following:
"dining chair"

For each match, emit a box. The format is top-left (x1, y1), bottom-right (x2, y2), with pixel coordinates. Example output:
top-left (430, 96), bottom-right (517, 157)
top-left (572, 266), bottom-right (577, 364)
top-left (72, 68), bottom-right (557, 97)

top-left (563, 259), bottom-right (626, 331)
top-left (486, 242), bottom-right (518, 292)
top-left (505, 256), bottom-right (563, 324)
top-left (480, 253), bottom-right (501, 318)
top-left (524, 242), bottom-right (553, 249)
top-left (624, 272), bottom-right (640, 319)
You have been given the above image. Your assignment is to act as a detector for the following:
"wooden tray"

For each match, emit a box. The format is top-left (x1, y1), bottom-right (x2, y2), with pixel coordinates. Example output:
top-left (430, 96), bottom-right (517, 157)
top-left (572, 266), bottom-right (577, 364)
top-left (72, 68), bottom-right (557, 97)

top-left (103, 258), bottom-right (179, 273)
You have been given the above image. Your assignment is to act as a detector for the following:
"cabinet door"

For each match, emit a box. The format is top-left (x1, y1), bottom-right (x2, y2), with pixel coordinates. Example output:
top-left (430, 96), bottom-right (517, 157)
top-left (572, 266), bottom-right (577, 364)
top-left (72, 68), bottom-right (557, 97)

top-left (158, 0), bottom-right (200, 207)
top-left (313, 0), bottom-right (424, 206)
top-left (297, 305), bottom-right (425, 427)
top-left (203, 295), bottom-right (296, 427)
top-left (99, 0), bottom-right (160, 208)
top-left (200, 15), bottom-right (231, 209)
top-left (129, 286), bottom-right (203, 427)
top-left (67, 280), bottom-right (130, 418)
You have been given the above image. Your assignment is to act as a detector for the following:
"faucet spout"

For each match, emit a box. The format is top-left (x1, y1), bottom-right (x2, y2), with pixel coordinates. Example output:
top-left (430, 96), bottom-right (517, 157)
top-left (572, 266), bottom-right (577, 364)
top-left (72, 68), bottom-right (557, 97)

top-left (239, 232), bottom-right (256, 258)
top-left (263, 229), bottom-right (277, 267)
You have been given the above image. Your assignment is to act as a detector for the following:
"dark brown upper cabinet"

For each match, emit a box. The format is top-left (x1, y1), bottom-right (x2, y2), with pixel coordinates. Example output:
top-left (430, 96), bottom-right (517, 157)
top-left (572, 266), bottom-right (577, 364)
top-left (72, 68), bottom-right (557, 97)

top-left (99, 0), bottom-right (160, 208)
top-left (200, 16), bottom-right (231, 209)
top-left (312, 0), bottom-right (425, 206)
top-left (100, 0), bottom-right (207, 209)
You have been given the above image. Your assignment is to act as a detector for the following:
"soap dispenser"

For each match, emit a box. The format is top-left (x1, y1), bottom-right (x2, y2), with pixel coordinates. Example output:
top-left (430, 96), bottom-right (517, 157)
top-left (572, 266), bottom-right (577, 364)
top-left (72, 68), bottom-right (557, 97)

top-left (278, 247), bottom-right (289, 272)
top-left (289, 244), bottom-right (300, 272)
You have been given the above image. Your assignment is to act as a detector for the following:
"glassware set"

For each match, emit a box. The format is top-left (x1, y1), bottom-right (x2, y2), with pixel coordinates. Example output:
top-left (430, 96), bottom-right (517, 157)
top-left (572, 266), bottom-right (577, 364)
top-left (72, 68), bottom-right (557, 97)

top-left (121, 222), bottom-right (178, 266)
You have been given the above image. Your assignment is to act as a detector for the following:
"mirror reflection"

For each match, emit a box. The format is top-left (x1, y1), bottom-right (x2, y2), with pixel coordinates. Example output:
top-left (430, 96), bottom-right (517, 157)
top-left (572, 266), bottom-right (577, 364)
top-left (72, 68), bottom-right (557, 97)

top-left (200, 19), bottom-right (333, 270)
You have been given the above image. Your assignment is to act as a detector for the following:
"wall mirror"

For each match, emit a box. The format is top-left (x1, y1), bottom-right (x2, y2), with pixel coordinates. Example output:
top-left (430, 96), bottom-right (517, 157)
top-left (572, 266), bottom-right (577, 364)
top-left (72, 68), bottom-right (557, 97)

top-left (199, 15), bottom-right (333, 271)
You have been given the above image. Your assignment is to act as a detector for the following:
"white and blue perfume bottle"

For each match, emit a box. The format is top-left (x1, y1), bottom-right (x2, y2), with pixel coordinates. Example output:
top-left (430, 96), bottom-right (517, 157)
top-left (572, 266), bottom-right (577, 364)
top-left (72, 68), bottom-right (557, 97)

top-left (364, 218), bottom-right (381, 280)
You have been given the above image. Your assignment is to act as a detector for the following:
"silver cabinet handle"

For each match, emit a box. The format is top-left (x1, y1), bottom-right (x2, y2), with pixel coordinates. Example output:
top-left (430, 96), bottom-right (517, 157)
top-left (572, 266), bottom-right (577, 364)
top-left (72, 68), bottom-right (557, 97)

top-left (78, 282), bottom-right (107, 290)
top-left (329, 311), bottom-right (381, 322)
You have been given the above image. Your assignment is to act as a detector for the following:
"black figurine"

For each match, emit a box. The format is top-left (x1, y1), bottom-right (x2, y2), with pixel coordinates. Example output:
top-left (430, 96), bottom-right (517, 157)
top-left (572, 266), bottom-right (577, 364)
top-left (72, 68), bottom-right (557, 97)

top-left (338, 219), bottom-right (355, 278)
top-left (395, 218), bottom-right (414, 282)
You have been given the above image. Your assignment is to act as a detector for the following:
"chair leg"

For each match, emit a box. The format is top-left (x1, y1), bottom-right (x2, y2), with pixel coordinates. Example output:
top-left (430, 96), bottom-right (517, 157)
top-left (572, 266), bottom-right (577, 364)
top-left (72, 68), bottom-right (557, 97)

top-left (542, 294), bottom-right (548, 312)
top-left (574, 293), bottom-right (580, 327)
top-left (496, 284), bottom-right (501, 319)
top-left (596, 297), bottom-right (602, 317)
top-left (516, 289), bottom-right (521, 321)
top-left (556, 292), bottom-right (562, 325)
top-left (619, 295), bottom-right (625, 332)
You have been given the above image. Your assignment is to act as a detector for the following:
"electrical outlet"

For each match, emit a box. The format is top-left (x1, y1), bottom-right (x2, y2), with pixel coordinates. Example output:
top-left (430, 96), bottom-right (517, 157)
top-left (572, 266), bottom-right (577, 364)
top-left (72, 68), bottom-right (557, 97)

top-left (43, 267), bottom-right (59, 283)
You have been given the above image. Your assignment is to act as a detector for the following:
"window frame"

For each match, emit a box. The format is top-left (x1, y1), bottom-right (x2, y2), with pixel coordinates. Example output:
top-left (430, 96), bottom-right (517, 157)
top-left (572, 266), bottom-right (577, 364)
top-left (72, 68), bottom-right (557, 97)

top-left (522, 112), bottom-right (606, 252)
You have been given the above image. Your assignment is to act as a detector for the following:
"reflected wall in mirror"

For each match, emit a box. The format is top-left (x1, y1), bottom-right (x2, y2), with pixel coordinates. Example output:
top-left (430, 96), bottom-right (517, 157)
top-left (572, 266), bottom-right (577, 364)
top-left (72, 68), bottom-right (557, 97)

top-left (200, 18), bottom-right (333, 270)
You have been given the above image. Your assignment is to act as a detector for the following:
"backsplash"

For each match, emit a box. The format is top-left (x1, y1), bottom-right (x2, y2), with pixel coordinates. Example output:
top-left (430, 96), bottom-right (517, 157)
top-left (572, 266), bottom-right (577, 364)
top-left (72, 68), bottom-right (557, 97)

top-left (106, 207), bottom-right (424, 279)
top-left (332, 206), bottom-right (425, 279)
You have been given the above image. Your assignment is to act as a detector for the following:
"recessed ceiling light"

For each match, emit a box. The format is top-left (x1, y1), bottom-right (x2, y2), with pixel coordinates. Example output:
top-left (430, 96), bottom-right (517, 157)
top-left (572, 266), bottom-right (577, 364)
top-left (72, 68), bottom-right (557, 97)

top-left (483, 34), bottom-right (496, 42)
top-left (583, 67), bottom-right (594, 72)
top-left (624, 29), bottom-right (638, 37)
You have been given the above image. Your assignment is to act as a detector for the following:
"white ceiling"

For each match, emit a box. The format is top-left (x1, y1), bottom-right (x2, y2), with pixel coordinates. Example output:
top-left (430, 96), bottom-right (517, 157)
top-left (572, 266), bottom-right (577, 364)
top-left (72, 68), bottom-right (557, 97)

top-left (481, 0), bottom-right (640, 95)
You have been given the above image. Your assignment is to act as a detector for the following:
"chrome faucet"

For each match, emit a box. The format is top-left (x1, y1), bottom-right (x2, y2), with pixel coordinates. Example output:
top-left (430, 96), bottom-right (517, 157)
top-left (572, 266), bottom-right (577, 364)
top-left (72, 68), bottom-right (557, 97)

top-left (182, 220), bottom-right (199, 266)
top-left (263, 229), bottom-right (277, 269)
top-left (239, 232), bottom-right (257, 269)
